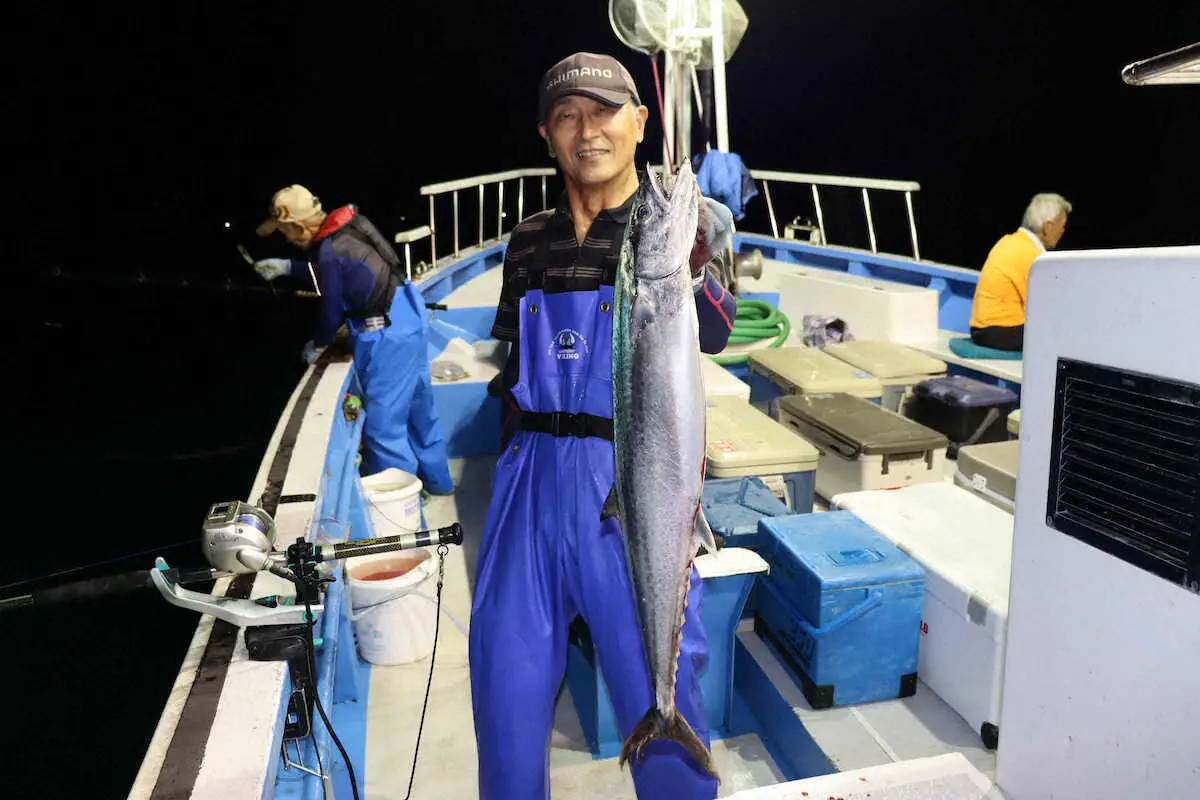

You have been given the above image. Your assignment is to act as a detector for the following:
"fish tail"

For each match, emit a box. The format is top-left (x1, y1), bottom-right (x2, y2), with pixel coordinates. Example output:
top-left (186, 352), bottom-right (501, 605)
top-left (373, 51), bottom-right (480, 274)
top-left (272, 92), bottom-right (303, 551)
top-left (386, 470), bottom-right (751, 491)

top-left (618, 707), bottom-right (720, 781)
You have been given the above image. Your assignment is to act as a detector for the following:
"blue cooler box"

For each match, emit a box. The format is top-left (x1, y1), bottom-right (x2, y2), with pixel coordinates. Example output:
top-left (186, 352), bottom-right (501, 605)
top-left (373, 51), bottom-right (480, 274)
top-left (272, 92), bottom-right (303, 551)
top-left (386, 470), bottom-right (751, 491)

top-left (905, 375), bottom-right (1018, 453)
top-left (755, 511), bottom-right (925, 708)
top-left (702, 476), bottom-right (792, 549)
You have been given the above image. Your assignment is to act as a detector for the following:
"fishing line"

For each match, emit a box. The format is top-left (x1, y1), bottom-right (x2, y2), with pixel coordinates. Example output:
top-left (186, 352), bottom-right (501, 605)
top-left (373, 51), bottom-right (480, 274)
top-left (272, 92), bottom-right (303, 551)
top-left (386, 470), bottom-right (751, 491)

top-left (649, 54), bottom-right (674, 169)
top-left (0, 537), bottom-right (199, 593)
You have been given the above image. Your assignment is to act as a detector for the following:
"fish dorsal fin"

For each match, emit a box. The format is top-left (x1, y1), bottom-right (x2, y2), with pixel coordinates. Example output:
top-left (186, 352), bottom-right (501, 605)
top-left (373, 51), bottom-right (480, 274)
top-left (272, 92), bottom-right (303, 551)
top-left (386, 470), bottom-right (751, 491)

top-left (694, 509), bottom-right (718, 554)
top-left (601, 484), bottom-right (621, 522)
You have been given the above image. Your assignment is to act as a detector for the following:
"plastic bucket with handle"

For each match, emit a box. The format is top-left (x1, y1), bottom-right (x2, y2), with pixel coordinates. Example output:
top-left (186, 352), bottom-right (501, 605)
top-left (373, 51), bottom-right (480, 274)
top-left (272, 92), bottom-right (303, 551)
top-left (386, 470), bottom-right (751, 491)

top-left (346, 549), bottom-right (437, 665)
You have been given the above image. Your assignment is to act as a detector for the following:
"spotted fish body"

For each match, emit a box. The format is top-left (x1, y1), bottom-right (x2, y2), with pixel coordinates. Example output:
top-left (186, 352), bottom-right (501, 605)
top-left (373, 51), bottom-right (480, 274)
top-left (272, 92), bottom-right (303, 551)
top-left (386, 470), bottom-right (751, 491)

top-left (609, 161), bottom-right (719, 780)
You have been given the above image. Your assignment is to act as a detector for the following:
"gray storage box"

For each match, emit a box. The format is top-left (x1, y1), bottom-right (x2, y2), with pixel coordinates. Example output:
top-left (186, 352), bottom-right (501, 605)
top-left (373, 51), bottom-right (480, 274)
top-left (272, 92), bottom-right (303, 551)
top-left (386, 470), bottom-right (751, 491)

top-left (954, 440), bottom-right (1020, 513)
top-left (776, 393), bottom-right (949, 500)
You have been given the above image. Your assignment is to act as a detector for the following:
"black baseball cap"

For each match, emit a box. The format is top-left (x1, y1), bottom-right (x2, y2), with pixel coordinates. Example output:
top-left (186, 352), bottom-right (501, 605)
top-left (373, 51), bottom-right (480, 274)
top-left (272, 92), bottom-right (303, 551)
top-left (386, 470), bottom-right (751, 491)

top-left (538, 52), bottom-right (641, 123)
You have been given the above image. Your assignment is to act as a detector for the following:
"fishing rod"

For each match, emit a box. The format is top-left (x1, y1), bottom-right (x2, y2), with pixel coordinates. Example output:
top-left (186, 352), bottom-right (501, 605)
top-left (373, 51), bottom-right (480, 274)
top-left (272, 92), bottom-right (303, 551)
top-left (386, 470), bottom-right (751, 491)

top-left (154, 500), bottom-right (463, 800)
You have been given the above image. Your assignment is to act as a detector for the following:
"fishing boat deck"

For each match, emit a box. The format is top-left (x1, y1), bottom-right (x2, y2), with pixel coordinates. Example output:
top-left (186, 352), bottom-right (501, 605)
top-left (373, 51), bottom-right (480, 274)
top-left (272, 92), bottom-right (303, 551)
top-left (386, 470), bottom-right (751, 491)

top-left (357, 452), bottom-right (993, 798)
top-left (320, 258), bottom-right (1002, 797)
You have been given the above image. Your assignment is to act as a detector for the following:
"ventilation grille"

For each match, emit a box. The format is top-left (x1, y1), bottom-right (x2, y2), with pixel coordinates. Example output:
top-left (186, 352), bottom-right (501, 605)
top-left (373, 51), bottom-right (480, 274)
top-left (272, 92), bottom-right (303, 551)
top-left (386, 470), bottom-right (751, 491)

top-left (1047, 359), bottom-right (1200, 593)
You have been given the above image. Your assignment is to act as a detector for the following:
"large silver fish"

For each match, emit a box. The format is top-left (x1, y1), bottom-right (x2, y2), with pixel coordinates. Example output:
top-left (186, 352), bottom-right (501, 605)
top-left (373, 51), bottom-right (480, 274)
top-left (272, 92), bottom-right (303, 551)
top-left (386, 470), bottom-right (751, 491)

top-left (606, 161), bottom-right (720, 780)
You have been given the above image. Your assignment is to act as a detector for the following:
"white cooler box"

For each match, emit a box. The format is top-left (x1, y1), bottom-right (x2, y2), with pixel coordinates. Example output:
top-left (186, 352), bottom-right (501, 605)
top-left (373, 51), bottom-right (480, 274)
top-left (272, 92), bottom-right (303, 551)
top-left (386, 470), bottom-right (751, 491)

top-left (953, 440), bottom-right (1020, 513)
top-left (830, 482), bottom-right (1014, 749)
top-left (705, 395), bottom-right (820, 513)
top-left (775, 393), bottom-right (948, 500)
top-left (822, 340), bottom-right (947, 413)
top-left (777, 268), bottom-right (940, 344)
top-left (747, 346), bottom-right (882, 415)
top-left (701, 355), bottom-right (750, 402)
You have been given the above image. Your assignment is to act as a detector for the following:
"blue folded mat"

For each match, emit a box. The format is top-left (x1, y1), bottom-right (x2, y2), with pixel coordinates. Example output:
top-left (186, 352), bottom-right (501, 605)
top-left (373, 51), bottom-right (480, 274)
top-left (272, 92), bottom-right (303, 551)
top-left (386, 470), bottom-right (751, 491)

top-left (948, 336), bottom-right (1023, 360)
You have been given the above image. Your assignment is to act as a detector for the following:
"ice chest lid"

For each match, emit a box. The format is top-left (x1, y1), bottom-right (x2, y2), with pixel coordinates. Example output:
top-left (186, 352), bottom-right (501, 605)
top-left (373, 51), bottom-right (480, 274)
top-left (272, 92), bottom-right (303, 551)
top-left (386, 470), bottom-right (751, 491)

top-left (759, 511), bottom-right (925, 589)
top-left (914, 375), bottom-right (1018, 406)
top-left (957, 440), bottom-right (1020, 484)
top-left (700, 355), bottom-right (749, 396)
top-left (823, 340), bottom-right (947, 380)
top-left (776, 393), bottom-right (948, 457)
top-left (706, 396), bottom-right (820, 473)
top-left (695, 546), bottom-right (770, 579)
top-left (749, 346), bottom-right (882, 397)
top-left (830, 483), bottom-right (1014, 636)
top-left (702, 477), bottom-right (791, 536)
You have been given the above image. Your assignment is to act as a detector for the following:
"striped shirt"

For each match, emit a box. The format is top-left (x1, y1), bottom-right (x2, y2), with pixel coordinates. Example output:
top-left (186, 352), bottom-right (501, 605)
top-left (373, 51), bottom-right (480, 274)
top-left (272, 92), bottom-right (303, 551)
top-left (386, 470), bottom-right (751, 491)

top-left (492, 183), bottom-right (737, 355)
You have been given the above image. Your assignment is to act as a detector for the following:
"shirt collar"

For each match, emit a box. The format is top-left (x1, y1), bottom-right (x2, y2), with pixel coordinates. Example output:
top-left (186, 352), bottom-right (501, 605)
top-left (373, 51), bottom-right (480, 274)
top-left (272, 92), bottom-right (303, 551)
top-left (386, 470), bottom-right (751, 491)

top-left (552, 172), bottom-right (645, 226)
top-left (1019, 226), bottom-right (1046, 252)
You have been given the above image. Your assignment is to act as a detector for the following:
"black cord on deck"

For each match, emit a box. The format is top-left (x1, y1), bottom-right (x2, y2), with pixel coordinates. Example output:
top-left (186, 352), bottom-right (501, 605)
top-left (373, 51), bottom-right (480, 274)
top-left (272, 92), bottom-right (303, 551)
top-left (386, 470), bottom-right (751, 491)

top-left (403, 543), bottom-right (449, 800)
top-left (303, 596), bottom-right (360, 800)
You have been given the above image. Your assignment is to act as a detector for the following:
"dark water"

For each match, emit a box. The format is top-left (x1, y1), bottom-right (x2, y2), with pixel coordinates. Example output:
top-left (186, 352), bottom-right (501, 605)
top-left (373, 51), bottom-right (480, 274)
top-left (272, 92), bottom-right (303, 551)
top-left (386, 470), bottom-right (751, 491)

top-left (2, 275), bottom-right (313, 798)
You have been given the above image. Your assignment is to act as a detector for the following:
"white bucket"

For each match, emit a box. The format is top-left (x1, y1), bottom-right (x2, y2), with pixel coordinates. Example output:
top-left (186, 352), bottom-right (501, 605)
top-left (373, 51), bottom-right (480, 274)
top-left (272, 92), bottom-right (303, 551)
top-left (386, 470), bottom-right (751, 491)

top-left (346, 549), bottom-right (438, 665)
top-left (360, 468), bottom-right (423, 536)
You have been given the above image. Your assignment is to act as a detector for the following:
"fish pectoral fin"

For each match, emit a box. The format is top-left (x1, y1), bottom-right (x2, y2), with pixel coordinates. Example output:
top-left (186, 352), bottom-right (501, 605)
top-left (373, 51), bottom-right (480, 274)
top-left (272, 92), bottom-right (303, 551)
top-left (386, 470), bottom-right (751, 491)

top-left (600, 484), bottom-right (621, 522)
top-left (694, 510), bottom-right (719, 554)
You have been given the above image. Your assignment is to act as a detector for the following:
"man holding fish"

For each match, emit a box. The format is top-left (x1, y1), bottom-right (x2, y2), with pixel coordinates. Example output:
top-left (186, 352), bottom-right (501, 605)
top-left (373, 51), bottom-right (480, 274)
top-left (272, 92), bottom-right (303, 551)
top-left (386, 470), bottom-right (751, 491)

top-left (470, 51), bottom-right (736, 799)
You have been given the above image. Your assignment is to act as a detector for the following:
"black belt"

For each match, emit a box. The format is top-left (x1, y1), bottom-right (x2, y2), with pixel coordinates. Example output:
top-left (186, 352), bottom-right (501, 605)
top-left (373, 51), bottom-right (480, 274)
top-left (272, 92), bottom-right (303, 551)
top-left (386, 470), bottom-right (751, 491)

top-left (518, 411), bottom-right (614, 441)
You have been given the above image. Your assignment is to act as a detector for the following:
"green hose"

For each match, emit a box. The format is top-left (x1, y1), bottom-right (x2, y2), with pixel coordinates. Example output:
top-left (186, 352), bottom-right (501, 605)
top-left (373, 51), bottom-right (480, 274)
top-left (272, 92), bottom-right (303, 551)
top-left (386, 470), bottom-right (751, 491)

top-left (712, 299), bottom-right (791, 365)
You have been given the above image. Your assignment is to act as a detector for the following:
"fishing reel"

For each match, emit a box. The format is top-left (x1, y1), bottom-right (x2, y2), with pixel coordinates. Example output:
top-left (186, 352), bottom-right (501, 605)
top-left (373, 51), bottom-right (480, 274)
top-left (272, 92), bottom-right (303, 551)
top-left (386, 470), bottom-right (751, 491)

top-left (150, 500), bottom-right (464, 628)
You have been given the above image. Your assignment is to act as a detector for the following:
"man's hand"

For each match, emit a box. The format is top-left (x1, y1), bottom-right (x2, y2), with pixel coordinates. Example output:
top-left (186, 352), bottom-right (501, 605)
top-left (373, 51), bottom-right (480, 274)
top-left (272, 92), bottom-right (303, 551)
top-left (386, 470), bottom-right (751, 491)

top-left (254, 258), bottom-right (292, 281)
top-left (689, 195), bottom-right (735, 277)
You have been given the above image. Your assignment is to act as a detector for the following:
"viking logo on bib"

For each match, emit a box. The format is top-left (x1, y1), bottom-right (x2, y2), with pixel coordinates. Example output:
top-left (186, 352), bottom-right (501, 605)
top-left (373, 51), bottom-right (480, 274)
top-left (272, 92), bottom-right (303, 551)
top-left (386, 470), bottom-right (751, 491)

top-left (550, 328), bottom-right (589, 360)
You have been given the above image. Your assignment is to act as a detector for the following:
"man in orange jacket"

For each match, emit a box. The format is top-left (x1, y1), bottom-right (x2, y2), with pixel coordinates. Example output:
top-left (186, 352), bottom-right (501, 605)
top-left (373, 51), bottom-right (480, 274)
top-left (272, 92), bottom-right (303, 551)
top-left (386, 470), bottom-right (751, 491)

top-left (969, 193), bottom-right (1072, 351)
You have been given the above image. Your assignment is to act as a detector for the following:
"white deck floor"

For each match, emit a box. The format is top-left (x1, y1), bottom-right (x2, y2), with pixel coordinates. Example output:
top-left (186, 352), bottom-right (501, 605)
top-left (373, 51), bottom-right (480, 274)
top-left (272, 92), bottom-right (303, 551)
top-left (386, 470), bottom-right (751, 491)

top-left (358, 450), bottom-right (995, 798)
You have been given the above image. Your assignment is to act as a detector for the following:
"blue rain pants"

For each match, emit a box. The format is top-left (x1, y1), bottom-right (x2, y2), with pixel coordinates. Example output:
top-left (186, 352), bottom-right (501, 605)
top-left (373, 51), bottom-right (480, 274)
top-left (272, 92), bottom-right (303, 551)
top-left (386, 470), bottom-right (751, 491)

top-left (469, 285), bottom-right (717, 799)
top-left (351, 282), bottom-right (454, 493)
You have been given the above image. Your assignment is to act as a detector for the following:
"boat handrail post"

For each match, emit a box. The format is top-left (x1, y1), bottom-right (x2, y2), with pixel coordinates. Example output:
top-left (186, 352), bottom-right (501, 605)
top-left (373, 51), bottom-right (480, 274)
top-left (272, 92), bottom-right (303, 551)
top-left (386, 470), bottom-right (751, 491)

top-left (905, 190), bottom-right (921, 261)
top-left (393, 225), bottom-right (433, 280)
top-left (428, 195), bottom-right (436, 272)
top-left (862, 188), bottom-right (877, 253)
top-left (762, 180), bottom-right (779, 238)
top-left (453, 191), bottom-right (460, 257)
top-left (497, 181), bottom-right (505, 240)
top-left (812, 184), bottom-right (827, 246)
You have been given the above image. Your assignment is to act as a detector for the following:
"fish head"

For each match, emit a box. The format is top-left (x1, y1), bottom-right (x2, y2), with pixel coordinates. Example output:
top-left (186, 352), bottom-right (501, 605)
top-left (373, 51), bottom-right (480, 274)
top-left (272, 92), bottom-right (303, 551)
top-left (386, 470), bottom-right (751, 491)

top-left (635, 161), bottom-right (700, 280)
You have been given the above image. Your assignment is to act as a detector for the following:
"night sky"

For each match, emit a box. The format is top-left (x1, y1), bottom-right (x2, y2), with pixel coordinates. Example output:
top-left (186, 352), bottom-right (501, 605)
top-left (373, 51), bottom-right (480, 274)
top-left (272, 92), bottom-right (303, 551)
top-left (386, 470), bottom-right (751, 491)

top-left (12, 0), bottom-right (1198, 282)
top-left (5, 1), bottom-right (1197, 797)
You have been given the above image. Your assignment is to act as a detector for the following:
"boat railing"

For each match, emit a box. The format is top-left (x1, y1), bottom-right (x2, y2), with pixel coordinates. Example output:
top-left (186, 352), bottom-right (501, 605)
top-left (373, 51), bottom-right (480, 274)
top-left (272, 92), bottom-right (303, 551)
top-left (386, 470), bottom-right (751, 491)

top-left (749, 170), bottom-right (923, 261)
top-left (399, 168), bottom-right (558, 276)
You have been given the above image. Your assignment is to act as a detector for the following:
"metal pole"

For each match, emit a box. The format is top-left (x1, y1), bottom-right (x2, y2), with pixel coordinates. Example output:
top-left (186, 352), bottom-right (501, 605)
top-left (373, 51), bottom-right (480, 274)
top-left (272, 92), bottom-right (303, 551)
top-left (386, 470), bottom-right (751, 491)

top-left (811, 185), bottom-right (826, 247)
top-left (663, 50), bottom-right (676, 168)
top-left (862, 188), bottom-right (877, 253)
top-left (453, 191), bottom-right (460, 257)
top-left (541, 176), bottom-right (547, 210)
top-left (709, 0), bottom-right (729, 151)
top-left (428, 195), bottom-right (437, 267)
top-left (404, 243), bottom-right (412, 281)
top-left (905, 191), bottom-right (921, 261)
top-left (762, 180), bottom-right (779, 239)
top-left (478, 184), bottom-right (484, 247)
top-left (518, 178), bottom-right (525, 222)
top-left (497, 180), bottom-right (505, 238)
